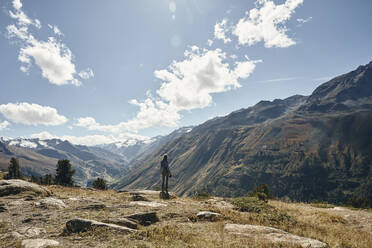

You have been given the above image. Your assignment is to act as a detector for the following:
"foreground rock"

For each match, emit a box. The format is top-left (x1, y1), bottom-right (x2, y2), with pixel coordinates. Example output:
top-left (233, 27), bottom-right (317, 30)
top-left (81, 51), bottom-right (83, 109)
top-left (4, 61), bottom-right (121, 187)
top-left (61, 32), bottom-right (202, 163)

top-left (131, 194), bottom-right (149, 201)
top-left (225, 224), bottom-right (327, 248)
top-left (21, 239), bottom-right (60, 248)
top-left (0, 203), bottom-right (6, 212)
top-left (129, 201), bottom-right (167, 208)
top-left (125, 212), bottom-right (159, 226)
top-left (104, 218), bottom-right (138, 229)
top-left (39, 197), bottom-right (67, 209)
top-left (197, 211), bottom-right (223, 221)
top-left (66, 218), bottom-right (135, 233)
top-left (0, 180), bottom-right (51, 197)
top-left (76, 203), bottom-right (106, 210)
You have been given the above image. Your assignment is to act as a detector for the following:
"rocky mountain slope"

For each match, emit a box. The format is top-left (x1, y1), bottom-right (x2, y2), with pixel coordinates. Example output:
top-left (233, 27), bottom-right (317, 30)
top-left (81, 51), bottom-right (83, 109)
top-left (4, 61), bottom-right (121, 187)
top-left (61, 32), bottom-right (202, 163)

top-left (113, 61), bottom-right (372, 205)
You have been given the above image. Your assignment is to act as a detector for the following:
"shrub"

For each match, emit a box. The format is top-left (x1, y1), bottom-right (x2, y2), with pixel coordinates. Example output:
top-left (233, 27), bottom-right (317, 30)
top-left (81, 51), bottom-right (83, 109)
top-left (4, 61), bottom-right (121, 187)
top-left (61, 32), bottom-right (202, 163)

top-left (41, 174), bottom-right (54, 185)
top-left (92, 178), bottom-right (107, 190)
top-left (192, 190), bottom-right (210, 200)
top-left (231, 197), bottom-right (272, 213)
top-left (347, 196), bottom-right (370, 209)
top-left (249, 183), bottom-right (273, 199)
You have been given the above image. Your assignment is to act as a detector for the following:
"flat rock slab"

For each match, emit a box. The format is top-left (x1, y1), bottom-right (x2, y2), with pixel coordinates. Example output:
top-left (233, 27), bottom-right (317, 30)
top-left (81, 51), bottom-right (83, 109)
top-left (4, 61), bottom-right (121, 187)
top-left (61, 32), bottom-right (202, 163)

top-left (0, 180), bottom-right (51, 197)
top-left (129, 201), bottom-right (167, 208)
top-left (39, 197), bottom-right (67, 209)
top-left (225, 224), bottom-right (327, 248)
top-left (197, 211), bottom-right (223, 221)
top-left (104, 218), bottom-right (138, 229)
top-left (18, 227), bottom-right (47, 238)
top-left (21, 238), bottom-right (60, 248)
top-left (76, 203), bottom-right (106, 210)
top-left (131, 194), bottom-right (149, 201)
top-left (125, 212), bottom-right (159, 226)
top-left (129, 190), bottom-right (160, 195)
top-left (0, 203), bottom-right (7, 212)
top-left (66, 218), bottom-right (135, 234)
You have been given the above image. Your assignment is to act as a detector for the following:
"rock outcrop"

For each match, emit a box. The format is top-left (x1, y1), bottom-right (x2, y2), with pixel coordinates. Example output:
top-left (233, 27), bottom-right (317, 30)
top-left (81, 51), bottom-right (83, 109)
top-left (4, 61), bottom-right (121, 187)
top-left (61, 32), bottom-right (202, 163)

top-left (21, 238), bottom-right (60, 248)
top-left (225, 224), bottom-right (327, 248)
top-left (0, 180), bottom-right (51, 197)
top-left (197, 211), bottom-right (223, 221)
top-left (124, 212), bottom-right (159, 226)
top-left (39, 197), bottom-right (67, 209)
top-left (65, 218), bottom-right (135, 233)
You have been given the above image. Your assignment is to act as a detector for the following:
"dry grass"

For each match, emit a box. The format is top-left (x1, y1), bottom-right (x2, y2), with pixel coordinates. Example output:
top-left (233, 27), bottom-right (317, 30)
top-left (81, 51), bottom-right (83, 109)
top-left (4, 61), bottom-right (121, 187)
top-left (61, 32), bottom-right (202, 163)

top-left (1, 185), bottom-right (371, 247)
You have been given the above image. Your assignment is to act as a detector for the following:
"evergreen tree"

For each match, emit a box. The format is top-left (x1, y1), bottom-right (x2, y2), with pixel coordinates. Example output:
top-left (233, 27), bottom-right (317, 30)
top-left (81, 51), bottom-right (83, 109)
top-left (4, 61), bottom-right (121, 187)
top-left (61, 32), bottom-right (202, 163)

top-left (30, 175), bottom-right (40, 184)
top-left (4, 157), bottom-right (22, 179)
top-left (55, 160), bottom-right (75, 186)
top-left (92, 178), bottom-right (107, 190)
top-left (42, 174), bottom-right (54, 185)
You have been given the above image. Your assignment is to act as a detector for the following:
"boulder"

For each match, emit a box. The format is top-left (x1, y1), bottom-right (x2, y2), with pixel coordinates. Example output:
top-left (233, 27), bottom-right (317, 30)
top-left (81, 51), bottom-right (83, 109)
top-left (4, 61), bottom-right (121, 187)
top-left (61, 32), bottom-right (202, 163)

top-left (0, 203), bottom-right (7, 212)
top-left (76, 203), bottom-right (106, 210)
top-left (131, 194), bottom-right (149, 201)
top-left (0, 180), bottom-right (51, 197)
top-left (21, 239), bottom-right (59, 248)
top-left (159, 191), bottom-right (170, 199)
top-left (39, 197), bottom-right (67, 209)
top-left (129, 201), bottom-right (167, 208)
top-left (125, 212), bottom-right (159, 226)
top-left (225, 224), bottom-right (327, 248)
top-left (65, 218), bottom-right (135, 233)
top-left (104, 218), bottom-right (138, 229)
top-left (18, 227), bottom-right (46, 238)
top-left (197, 211), bottom-right (222, 221)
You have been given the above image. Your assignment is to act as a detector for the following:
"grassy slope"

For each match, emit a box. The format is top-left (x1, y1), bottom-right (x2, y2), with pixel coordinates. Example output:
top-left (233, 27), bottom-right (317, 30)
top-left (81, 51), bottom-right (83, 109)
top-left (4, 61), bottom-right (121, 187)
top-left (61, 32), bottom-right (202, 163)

top-left (0, 185), bottom-right (371, 247)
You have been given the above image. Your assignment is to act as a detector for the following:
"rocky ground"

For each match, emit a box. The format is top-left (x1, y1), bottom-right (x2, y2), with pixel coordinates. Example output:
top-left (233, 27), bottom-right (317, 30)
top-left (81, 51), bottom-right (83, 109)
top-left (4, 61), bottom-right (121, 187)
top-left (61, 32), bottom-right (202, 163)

top-left (0, 180), bottom-right (371, 248)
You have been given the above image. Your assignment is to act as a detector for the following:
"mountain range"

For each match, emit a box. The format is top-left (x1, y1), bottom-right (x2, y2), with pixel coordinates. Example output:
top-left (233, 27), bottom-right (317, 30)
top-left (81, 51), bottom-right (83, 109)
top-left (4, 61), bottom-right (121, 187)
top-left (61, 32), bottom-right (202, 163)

top-left (1, 61), bottom-right (371, 205)
top-left (112, 61), bottom-right (372, 205)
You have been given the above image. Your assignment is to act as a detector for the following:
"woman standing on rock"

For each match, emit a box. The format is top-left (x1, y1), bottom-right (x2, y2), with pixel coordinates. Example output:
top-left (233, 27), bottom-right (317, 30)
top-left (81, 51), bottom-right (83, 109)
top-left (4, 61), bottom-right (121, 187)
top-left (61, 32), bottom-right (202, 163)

top-left (160, 154), bottom-right (171, 194)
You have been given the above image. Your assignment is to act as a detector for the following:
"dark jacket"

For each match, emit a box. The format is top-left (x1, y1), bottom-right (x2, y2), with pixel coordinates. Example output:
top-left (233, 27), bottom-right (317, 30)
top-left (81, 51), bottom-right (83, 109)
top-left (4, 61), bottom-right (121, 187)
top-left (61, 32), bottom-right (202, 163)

top-left (160, 159), bottom-right (169, 176)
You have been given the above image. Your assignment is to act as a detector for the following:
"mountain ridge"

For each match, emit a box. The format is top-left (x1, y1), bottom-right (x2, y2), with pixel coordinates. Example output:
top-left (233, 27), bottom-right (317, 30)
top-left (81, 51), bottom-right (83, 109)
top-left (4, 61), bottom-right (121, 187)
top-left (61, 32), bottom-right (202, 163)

top-left (112, 61), bottom-right (372, 206)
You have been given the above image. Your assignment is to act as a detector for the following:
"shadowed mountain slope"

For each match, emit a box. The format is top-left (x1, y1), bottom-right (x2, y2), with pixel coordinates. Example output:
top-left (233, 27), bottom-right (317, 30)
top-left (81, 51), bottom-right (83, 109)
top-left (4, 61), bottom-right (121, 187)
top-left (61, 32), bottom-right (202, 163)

top-left (113, 61), bottom-right (372, 205)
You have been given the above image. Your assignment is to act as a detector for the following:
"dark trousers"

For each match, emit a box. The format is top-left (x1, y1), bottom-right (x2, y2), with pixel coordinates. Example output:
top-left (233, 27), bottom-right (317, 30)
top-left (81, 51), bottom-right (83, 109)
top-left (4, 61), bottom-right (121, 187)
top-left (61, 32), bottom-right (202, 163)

top-left (161, 174), bottom-right (169, 193)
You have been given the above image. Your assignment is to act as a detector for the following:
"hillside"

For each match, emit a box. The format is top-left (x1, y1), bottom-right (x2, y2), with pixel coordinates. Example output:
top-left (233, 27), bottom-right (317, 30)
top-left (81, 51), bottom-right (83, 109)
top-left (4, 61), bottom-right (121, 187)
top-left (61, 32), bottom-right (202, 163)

top-left (113, 61), bottom-right (372, 205)
top-left (0, 180), bottom-right (371, 247)
top-left (0, 138), bottom-right (128, 186)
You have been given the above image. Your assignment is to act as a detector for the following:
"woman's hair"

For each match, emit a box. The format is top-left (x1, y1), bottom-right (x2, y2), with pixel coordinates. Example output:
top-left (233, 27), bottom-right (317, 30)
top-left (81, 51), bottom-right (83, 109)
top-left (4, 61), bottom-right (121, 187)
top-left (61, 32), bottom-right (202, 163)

top-left (163, 154), bottom-right (168, 160)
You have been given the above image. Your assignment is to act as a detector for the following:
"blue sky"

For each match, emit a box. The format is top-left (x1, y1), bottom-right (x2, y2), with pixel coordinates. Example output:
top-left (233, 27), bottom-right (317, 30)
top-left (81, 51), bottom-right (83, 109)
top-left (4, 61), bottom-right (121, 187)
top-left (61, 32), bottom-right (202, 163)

top-left (0, 0), bottom-right (371, 146)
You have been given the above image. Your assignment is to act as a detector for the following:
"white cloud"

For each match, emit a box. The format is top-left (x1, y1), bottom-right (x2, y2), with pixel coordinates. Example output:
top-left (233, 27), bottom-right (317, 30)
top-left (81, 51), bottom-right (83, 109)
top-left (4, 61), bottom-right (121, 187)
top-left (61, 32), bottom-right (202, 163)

top-left (12, 0), bottom-right (22, 10)
top-left (74, 47), bottom-right (259, 133)
top-left (78, 68), bottom-right (94, 80)
top-left (207, 39), bottom-right (214, 47)
top-left (258, 77), bottom-right (299, 83)
top-left (297, 17), bottom-right (312, 24)
top-left (233, 0), bottom-right (303, 48)
top-left (155, 47), bottom-right (259, 110)
top-left (0, 102), bottom-right (68, 126)
top-left (30, 131), bottom-right (57, 140)
top-left (0, 121), bottom-right (11, 130)
top-left (30, 131), bottom-right (151, 146)
top-left (6, 0), bottom-right (91, 86)
top-left (214, 19), bottom-right (231, 43)
top-left (19, 37), bottom-right (81, 86)
top-left (48, 24), bottom-right (63, 36)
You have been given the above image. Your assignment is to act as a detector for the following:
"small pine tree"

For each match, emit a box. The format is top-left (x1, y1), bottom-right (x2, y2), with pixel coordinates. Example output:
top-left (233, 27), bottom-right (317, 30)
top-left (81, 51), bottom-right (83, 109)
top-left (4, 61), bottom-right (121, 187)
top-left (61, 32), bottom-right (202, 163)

top-left (55, 159), bottom-right (75, 186)
top-left (4, 157), bottom-right (22, 179)
top-left (42, 174), bottom-right (54, 185)
top-left (92, 178), bottom-right (107, 190)
top-left (30, 175), bottom-right (40, 184)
